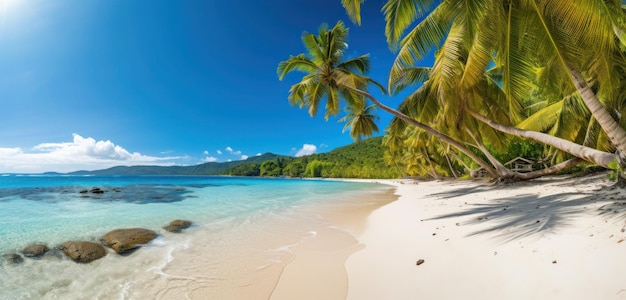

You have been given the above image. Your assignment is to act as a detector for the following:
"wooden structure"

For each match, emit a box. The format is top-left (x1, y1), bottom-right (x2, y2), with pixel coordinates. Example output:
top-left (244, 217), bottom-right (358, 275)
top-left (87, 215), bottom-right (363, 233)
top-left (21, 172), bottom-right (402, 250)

top-left (504, 157), bottom-right (535, 173)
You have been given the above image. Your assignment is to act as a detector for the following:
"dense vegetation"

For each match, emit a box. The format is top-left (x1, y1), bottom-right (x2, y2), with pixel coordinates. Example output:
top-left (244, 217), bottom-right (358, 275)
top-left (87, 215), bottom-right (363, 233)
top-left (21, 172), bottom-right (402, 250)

top-left (278, 1), bottom-right (626, 182)
top-left (222, 137), bottom-right (400, 178)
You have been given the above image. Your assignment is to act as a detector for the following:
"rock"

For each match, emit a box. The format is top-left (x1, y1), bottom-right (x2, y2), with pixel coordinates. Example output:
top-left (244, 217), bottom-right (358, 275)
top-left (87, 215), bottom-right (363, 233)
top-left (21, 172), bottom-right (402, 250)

top-left (101, 228), bottom-right (158, 253)
top-left (416, 259), bottom-right (425, 266)
top-left (3, 253), bottom-right (24, 264)
top-left (163, 219), bottom-right (192, 233)
top-left (22, 244), bottom-right (49, 258)
top-left (60, 241), bottom-right (107, 263)
top-left (89, 188), bottom-right (104, 194)
top-left (79, 189), bottom-right (89, 194)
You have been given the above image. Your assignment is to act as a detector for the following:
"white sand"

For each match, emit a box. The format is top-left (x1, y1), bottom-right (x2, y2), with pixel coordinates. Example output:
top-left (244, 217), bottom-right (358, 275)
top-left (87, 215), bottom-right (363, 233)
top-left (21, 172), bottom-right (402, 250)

top-left (344, 174), bottom-right (626, 300)
top-left (143, 174), bottom-right (626, 299)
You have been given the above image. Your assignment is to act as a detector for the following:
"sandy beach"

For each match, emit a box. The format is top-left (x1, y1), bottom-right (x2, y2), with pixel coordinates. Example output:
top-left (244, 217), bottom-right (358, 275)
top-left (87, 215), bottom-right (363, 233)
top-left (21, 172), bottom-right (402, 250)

top-left (271, 173), bottom-right (626, 300)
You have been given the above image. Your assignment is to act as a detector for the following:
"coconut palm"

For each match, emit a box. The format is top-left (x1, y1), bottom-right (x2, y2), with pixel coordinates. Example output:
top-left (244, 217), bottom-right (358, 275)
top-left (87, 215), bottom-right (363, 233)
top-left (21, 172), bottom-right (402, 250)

top-left (277, 20), bottom-right (500, 177)
top-left (338, 103), bottom-right (380, 141)
top-left (342, 0), bottom-right (624, 176)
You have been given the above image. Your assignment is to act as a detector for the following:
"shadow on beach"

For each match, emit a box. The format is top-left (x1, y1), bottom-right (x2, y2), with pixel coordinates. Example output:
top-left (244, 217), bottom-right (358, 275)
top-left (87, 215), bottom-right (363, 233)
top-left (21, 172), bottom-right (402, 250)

top-left (423, 176), bottom-right (626, 243)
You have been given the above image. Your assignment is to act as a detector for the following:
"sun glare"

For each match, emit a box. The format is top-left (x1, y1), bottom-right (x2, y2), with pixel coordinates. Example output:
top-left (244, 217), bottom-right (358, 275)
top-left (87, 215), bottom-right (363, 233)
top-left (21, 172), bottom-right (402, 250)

top-left (0, 0), bottom-right (22, 16)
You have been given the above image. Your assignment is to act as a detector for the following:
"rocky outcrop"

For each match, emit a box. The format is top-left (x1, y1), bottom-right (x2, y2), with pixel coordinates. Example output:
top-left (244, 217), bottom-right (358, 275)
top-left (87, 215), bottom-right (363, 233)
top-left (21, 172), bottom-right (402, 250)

top-left (101, 228), bottom-right (158, 253)
top-left (61, 241), bottom-right (107, 263)
top-left (22, 244), bottom-right (49, 258)
top-left (163, 219), bottom-right (192, 233)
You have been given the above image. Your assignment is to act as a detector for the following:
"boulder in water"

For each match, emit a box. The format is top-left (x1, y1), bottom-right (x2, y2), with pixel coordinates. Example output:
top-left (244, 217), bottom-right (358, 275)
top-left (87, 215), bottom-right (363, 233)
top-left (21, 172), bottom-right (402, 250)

top-left (61, 241), bottom-right (107, 263)
top-left (163, 219), bottom-right (192, 233)
top-left (23, 244), bottom-right (49, 258)
top-left (101, 228), bottom-right (158, 253)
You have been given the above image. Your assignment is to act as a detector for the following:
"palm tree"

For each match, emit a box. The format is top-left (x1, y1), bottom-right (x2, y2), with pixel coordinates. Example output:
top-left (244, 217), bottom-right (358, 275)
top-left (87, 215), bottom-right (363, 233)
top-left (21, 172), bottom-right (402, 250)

top-left (342, 0), bottom-right (625, 176)
top-left (338, 103), bottom-right (380, 140)
top-left (277, 20), bottom-right (500, 177)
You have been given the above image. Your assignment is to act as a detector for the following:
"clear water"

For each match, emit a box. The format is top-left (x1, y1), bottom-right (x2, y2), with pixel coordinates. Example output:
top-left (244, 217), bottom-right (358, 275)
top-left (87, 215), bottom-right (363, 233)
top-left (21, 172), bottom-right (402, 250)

top-left (0, 175), bottom-right (386, 299)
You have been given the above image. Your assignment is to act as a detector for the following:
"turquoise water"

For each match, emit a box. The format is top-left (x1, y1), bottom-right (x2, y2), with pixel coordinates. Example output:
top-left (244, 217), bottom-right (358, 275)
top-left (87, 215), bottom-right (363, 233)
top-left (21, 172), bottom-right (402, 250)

top-left (0, 175), bottom-right (386, 299)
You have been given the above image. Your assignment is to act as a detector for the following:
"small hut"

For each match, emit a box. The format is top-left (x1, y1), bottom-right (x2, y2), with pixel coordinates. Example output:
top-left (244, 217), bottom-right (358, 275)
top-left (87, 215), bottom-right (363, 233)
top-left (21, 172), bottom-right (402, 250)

top-left (504, 157), bottom-right (535, 173)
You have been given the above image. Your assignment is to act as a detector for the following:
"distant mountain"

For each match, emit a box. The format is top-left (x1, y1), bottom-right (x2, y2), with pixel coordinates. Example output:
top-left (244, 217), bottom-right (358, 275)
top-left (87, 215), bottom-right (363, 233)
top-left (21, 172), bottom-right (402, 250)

top-left (68, 138), bottom-right (400, 178)
top-left (69, 153), bottom-right (287, 176)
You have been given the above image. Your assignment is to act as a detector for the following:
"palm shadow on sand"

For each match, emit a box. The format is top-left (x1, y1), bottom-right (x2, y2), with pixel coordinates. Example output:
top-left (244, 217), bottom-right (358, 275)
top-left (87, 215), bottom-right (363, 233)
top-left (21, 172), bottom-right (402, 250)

top-left (423, 178), bottom-right (626, 242)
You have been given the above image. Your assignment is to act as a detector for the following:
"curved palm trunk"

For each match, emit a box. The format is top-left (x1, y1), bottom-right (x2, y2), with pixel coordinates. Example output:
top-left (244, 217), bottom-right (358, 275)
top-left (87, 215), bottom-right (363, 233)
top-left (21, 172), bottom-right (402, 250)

top-left (465, 129), bottom-right (515, 178)
top-left (513, 158), bottom-right (583, 181)
top-left (567, 66), bottom-right (626, 165)
top-left (468, 109), bottom-right (614, 168)
top-left (351, 89), bottom-right (498, 178)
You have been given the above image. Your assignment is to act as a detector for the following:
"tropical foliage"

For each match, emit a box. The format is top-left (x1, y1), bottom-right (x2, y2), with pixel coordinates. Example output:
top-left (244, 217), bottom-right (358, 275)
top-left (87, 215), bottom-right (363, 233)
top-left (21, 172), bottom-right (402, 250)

top-left (317, 0), bottom-right (626, 181)
top-left (223, 137), bottom-right (401, 179)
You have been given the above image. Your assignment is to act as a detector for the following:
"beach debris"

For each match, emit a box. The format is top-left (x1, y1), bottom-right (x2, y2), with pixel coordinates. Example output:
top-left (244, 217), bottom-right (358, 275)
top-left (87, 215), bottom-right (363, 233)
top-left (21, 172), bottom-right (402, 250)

top-left (61, 241), bottom-right (107, 263)
top-left (552, 260), bottom-right (557, 264)
top-left (432, 233), bottom-right (437, 236)
top-left (163, 219), bottom-right (193, 233)
top-left (618, 239), bottom-right (624, 244)
top-left (22, 244), bottom-right (49, 258)
top-left (2, 253), bottom-right (24, 264)
top-left (101, 228), bottom-right (158, 254)
top-left (416, 259), bottom-right (425, 266)
top-left (494, 251), bottom-right (497, 256)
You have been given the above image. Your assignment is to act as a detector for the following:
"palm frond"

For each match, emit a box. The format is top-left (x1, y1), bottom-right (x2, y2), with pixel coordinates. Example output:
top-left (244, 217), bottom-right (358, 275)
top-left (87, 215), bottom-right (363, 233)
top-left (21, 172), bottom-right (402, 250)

top-left (342, 0), bottom-right (365, 25)
top-left (517, 101), bottom-right (563, 131)
top-left (277, 54), bottom-right (318, 80)
top-left (389, 66), bottom-right (430, 95)
top-left (383, 0), bottom-right (439, 47)
top-left (392, 3), bottom-right (452, 66)
top-left (337, 54), bottom-right (370, 74)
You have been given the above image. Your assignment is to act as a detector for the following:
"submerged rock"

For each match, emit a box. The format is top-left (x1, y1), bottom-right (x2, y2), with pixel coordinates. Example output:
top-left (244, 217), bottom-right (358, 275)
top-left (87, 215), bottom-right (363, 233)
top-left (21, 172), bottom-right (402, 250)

top-left (101, 228), bottom-right (158, 253)
top-left (2, 253), bottom-right (24, 264)
top-left (89, 188), bottom-right (104, 194)
top-left (22, 244), bottom-right (49, 258)
top-left (163, 219), bottom-right (192, 233)
top-left (60, 241), bottom-right (107, 263)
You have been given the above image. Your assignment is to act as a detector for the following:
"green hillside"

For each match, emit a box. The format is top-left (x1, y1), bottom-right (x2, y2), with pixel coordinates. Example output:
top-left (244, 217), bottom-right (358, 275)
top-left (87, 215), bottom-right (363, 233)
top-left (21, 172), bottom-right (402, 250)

top-left (223, 137), bottom-right (401, 179)
top-left (70, 138), bottom-right (400, 179)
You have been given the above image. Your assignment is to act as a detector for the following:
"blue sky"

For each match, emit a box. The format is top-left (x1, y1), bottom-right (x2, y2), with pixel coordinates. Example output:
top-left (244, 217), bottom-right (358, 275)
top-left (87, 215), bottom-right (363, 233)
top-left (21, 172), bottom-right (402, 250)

top-left (0, 0), bottom-right (412, 173)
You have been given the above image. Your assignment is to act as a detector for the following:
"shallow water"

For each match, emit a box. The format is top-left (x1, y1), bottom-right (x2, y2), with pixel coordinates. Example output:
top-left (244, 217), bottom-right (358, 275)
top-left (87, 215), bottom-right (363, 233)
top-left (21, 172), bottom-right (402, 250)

top-left (0, 175), bottom-right (387, 299)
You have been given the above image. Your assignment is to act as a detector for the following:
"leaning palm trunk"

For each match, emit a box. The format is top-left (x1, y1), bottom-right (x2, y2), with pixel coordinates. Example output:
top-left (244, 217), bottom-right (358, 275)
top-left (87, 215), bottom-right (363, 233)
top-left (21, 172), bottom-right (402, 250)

top-left (567, 66), bottom-right (626, 166)
top-left (348, 87), bottom-right (499, 178)
top-left (465, 129), bottom-right (515, 178)
top-left (468, 109), bottom-right (614, 168)
top-left (513, 158), bottom-right (583, 181)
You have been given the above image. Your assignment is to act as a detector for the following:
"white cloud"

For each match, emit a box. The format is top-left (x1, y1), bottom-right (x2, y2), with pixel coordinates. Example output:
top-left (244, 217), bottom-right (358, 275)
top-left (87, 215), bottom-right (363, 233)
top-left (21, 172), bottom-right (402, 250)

top-left (217, 150), bottom-right (222, 155)
top-left (295, 144), bottom-right (317, 157)
top-left (233, 150), bottom-right (242, 156)
top-left (256, 153), bottom-right (261, 156)
top-left (225, 146), bottom-right (233, 153)
top-left (0, 134), bottom-right (180, 173)
top-left (203, 156), bottom-right (217, 162)
top-left (203, 150), bottom-right (209, 155)
top-left (241, 155), bottom-right (249, 160)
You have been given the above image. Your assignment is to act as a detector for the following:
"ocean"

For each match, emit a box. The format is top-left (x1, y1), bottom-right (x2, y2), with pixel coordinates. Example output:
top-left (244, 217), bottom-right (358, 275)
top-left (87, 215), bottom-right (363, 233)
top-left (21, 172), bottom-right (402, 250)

top-left (0, 175), bottom-right (391, 299)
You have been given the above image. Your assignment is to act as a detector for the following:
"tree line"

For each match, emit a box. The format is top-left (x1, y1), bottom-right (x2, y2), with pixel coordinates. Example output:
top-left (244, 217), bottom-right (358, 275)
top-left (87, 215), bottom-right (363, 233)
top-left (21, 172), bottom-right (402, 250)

top-left (222, 137), bottom-right (401, 179)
